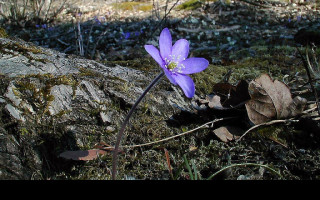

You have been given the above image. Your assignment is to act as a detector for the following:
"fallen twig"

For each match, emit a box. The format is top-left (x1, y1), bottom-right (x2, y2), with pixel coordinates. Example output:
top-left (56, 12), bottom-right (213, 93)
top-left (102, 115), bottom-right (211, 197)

top-left (237, 119), bottom-right (299, 141)
top-left (123, 117), bottom-right (235, 149)
top-left (56, 38), bottom-right (69, 46)
top-left (303, 105), bottom-right (318, 114)
top-left (107, 117), bottom-right (236, 151)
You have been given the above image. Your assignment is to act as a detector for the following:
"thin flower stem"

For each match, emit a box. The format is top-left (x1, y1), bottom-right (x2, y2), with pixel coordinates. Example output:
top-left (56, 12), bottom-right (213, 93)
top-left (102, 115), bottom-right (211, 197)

top-left (112, 71), bottom-right (165, 180)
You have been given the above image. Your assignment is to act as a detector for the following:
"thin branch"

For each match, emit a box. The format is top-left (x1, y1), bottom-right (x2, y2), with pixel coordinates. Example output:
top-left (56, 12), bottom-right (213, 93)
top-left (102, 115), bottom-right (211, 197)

top-left (150, 0), bottom-right (180, 40)
top-left (101, 117), bottom-right (237, 153)
top-left (119, 117), bottom-right (236, 149)
top-left (77, 22), bottom-right (84, 56)
top-left (237, 119), bottom-right (299, 141)
top-left (297, 46), bottom-right (320, 116)
top-left (22, 0), bottom-right (29, 20)
top-left (49, 0), bottom-right (66, 22)
top-left (90, 28), bottom-right (109, 59)
top-left (306, 47), bottom-right (317, 77)
top-left (37, 0), bottom-right (46, 19)
top-left (44, 0), bottom-right (52, 22)
top-left (85, 20), bottom-right (96, 57)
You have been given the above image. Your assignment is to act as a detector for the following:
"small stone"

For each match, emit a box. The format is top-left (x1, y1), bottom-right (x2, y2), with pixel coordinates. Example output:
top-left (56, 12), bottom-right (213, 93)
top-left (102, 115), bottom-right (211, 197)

top-left (106, 126), bottom-right (115, 133)
top-left (100, 111), bottom-right (111, 124)
top-left (4, 82), bottom-right (22, 106)
top-left (0, 97), bottom-right (5, 103)
top-left (5, 104), bottom-right (25, 122)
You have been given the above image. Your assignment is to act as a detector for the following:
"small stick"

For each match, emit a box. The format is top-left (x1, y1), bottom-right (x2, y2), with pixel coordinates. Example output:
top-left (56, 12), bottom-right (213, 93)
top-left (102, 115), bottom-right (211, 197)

top-left (237, 119), bottom-right (299, 141)
top-left (77, 22), bottom-right (84, 56)
top-left (149, 0), bottom-right (180, 39)
top-left (121, 117), bottom-right (235, 149)
top-left (90, 29), bottom-right (109, 59)
top-left (101, 117), bottom-right (236, 153)
top-left (163, 148), bottom-right (173, 179)
top-left (297, 46), bottom-right (320, 116)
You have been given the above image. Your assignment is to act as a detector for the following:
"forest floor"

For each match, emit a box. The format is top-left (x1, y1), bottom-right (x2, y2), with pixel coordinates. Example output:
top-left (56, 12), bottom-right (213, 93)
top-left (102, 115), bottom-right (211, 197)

top-left (2, 0), bottom-right (320, 180)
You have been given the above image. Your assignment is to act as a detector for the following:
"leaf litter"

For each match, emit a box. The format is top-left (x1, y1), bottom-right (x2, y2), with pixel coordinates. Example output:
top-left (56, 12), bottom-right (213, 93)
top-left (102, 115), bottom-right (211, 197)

top-left (245, 73), bottom-right (307, 125)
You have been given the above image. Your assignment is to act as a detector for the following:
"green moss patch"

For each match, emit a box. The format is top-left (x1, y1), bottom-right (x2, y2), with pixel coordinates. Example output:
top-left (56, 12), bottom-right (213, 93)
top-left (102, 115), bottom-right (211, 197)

top-left (177, 0), bottom-right (218, 10)
top-left (112, 2), bottom-right (153, 12)
top-left (15, 73), bottom-right (79, 116)
top-left (0, 27), bottom-right (8, 38)
top-left (0, 39), bottom-right (50, 63)
top-left (105, 58), bottom-right (158, 72)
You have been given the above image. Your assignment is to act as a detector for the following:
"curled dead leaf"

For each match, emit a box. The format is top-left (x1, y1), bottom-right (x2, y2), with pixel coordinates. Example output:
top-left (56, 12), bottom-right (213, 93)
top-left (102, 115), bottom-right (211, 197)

top-left (245, 74), bottom-right (307, 125)
top-left (213, 126), bottom-right (242, 142)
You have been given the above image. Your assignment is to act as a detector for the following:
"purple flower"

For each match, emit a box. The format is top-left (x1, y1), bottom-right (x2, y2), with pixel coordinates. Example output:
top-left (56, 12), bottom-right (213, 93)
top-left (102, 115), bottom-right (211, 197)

top-left (297, 15), bottom-right (301, 22)
top-left (94, 16), bottom-right (101, 25)
top-left (125, 32), bottom-right (130, 39)
top-left (121, 32), bottom-right (130, 40)
top-left (144, 28), bottom-right (209, 98)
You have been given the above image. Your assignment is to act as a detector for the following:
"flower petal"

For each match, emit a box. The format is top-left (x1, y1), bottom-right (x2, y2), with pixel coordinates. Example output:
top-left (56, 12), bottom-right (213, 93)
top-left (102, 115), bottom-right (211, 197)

top-left (164, 69), bottom-right (177, 85)
top-left (144, 45), bottom-right (165, 67)
top-left (159, 28), bottom-right (172, 61)
top-left (172, 39), bottom-right (189, 62)
top-left (179, 58), bottom-right (209, 74)
top-left (172, 74), bottom-right (195, 98)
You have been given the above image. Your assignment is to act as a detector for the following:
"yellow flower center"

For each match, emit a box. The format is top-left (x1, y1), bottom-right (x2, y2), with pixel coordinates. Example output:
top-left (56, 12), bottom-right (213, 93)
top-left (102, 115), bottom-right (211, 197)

top-left (167, 62), bottom-right (177, 70)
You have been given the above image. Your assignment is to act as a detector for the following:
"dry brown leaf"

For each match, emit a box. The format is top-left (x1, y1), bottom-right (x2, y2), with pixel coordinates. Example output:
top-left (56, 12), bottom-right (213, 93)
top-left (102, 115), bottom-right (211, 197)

top-left (59, 149), bottom-right (108, 161)
top-left (213, 126), bottom-right (242, 142)
top-left (163, 148), bottom-right (172, 176)
top-left (245, 74), bottom-right (307, 125)
top-left (207, 95), bottom-right (224, 109)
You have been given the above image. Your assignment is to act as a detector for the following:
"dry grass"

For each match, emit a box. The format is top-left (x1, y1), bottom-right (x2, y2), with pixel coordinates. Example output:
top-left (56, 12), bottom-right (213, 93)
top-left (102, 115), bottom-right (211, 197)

top-left (0, 0), bottom-right (67, 25)
top-left (111, 1), bottom-right (153, 12)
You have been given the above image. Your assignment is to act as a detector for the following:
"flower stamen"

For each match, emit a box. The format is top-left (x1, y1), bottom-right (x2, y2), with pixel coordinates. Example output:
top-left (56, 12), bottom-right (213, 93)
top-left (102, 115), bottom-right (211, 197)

top-left (167, 62), bottom-right (177, 70)
top-left (165, 54), bottom-right (186, 72)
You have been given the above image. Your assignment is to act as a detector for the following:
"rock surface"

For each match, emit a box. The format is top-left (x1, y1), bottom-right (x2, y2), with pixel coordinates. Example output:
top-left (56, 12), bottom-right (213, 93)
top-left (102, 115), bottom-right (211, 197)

top-left (0, 35), bottom-right (191, 179)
